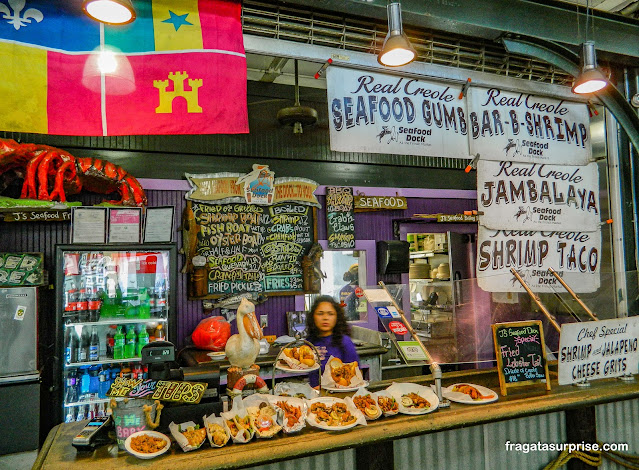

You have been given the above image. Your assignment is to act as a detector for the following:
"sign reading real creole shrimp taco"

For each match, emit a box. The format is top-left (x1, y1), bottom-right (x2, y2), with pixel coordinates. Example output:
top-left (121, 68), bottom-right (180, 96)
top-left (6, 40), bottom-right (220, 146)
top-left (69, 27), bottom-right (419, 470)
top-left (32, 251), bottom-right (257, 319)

top-left (467, 87), bottom-right (591, 165)
top-left (477, 160), bottom-right (600, 232)
top-left (476, 226), bottom-right (601, 293)
top-left (327, 67), bottom-right (469, 159)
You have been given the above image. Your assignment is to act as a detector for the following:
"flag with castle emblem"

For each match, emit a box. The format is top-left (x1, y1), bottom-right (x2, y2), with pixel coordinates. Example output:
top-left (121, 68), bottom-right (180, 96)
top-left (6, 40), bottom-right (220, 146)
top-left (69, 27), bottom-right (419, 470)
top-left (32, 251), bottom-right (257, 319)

top-left (0, 0), bottom-right (247, 135)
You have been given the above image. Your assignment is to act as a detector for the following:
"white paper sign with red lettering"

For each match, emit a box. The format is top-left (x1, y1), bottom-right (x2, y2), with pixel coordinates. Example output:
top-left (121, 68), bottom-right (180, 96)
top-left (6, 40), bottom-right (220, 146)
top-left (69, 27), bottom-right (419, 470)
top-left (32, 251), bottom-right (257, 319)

top-left (327, 67), bottom-right (470, 159)
top-left (467, 87), bottom-right (592, 165)
top-left (477, 160), bottom-right (600, 232)
top-left (558, 317), bottom-right (639, 385)
top-left (476, 226), bottom-right (601, 293)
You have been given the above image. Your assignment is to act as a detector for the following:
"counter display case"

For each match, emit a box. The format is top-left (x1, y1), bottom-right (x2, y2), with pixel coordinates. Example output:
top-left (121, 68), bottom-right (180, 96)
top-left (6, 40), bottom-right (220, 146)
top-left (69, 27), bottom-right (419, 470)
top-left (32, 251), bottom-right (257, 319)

top-left (53, 244), bottom-right (177, 427)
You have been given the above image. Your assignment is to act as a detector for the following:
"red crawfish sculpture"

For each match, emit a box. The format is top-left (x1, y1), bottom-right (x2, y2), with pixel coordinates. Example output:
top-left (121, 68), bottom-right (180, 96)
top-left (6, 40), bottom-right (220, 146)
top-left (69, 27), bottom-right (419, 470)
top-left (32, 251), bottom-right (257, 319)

top-left (0, 138), bottom-right (146, 207)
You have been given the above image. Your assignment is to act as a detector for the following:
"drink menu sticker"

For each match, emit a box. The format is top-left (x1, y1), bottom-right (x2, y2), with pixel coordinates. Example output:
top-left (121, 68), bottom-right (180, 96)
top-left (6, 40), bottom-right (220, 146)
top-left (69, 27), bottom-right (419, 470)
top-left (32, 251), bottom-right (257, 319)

top-left (492, 320), bottom-right (550, 396)
top-left (558, 317), bottom-right (639, 385)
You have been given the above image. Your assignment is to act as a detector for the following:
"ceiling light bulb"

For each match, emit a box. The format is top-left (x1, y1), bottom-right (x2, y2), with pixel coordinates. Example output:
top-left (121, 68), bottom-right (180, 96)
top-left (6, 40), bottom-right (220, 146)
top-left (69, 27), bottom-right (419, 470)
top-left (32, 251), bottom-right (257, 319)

top-left (378, 2), bottom-right (417, 67)
top-left (83, 0), bottom-right (136, 25)
top-left (97, 50), bottom-right (118, 74)
top-left (572, 41), bottom-right (608, 95)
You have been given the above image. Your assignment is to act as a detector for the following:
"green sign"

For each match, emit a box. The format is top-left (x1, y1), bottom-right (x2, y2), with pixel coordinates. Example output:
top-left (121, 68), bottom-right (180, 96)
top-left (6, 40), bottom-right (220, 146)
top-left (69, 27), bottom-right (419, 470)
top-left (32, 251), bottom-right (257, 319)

top-left (0, 253), bottom-right (44, 286)
top-left (397, 341), bottom-right (428, 361)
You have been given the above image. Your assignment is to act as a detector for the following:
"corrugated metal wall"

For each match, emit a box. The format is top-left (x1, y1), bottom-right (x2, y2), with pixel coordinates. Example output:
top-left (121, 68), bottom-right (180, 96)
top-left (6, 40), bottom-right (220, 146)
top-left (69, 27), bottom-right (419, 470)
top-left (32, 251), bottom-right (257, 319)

top-left (395, 411), bottom-right (566, 470)
top-left (242, 449), bottom-right (355, 470)
top-left (596, 398), bottom-right (639, 470)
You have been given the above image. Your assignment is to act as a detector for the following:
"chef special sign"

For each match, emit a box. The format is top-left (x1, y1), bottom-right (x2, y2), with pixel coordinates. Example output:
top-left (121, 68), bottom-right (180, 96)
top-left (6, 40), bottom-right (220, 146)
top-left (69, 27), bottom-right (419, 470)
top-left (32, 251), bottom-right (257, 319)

top-left (477, 160), bottom-right (600, 232)
top-left (476, 227), bottom-right (601, 293)
top-left (467, 87), bottom-right (591, 165)
top-left (327, 67), bottom-right (469, 159)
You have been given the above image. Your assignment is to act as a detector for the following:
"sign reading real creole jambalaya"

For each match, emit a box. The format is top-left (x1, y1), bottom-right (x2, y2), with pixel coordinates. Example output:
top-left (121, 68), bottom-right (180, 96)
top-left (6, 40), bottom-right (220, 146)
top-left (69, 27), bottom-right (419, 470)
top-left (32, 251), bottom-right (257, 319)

top-left (477, 160), bottom-right (599, 232)
top-left (476, 226), bottom-right (601, 293)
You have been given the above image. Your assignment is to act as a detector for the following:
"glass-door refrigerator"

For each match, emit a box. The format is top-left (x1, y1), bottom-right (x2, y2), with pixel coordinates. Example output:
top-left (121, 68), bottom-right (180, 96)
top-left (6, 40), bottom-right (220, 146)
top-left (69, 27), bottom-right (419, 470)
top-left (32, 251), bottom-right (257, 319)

top-left (53, 244), bottom-right (177, 426)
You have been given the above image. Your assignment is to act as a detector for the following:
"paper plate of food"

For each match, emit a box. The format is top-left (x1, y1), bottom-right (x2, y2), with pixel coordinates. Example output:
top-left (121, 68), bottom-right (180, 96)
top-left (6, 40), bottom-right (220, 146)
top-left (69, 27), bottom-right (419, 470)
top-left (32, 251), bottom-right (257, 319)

top-left (203, 414), bottom-right (231, 447)
top-left (274, 381), bottom-right (319, 399)
top-left (387, 382), bottom-right (439, 415)
top-left (306, 397), bottom-right (366, 431)
top-left (348, 388), bottom-right (382, 420)
top-left (169, 421), bottom-right (208, 452)
top-left (443, 383), bottom-right (498, 404)
top-left (376, 389), bottom-right (400, 417)
top-left (276, 345), bottom-right (320, 372)
top-left (321, 357), bottom-right (368, 392)
top-left (243, 395), bottom-right (282, 438)
top-left (125, 430), bottom-right (171, 459)
top-left (272, 396), bottom-right (307, 433)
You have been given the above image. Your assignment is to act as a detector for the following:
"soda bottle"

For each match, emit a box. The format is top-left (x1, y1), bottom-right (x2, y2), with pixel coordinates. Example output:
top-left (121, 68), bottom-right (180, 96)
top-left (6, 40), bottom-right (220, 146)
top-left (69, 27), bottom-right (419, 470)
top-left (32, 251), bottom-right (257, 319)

top-left (76, 281), bottom-right (89, 322)
top-left (89, 366), bottom-right (100, 395)
top-left (113, 326), bottom-right (125, 360)
top-left (148, 287), bottom-right (157, 315)
top-left (64, 371), bottom-right (78, 404)
top-left (138, 287), bottom-right (150, 319)
top-left (78, 327), bottom-right (90, 363)
top-left (105, 325), bottom-right (116, 358)
top-left (87, 286), bottom-right (101, 322)
top-left (79, 367), bottom-right (91, 397)
top-left (76, 405), bottom-right (86, 422)
top-left (124, 326), bottom-right (137, 358)
top-left (64, 279), bottom-right (78, 323)
top-left (65, 406), bottom-right (75, 423)
top-left (65, 327), bottom-right (79, 364)
top-left (132, 363), bottom-right (143, 379)
top-left (154, 324), bottom-right (166, 342)
top-left (137, 327), bottom-right (149, 356)
top-left (89, 326), bottom-right (100, 361)
top-left (156, 280), bottom-right (167, 319)
top-left (98, 369), bottom-right (109, 399)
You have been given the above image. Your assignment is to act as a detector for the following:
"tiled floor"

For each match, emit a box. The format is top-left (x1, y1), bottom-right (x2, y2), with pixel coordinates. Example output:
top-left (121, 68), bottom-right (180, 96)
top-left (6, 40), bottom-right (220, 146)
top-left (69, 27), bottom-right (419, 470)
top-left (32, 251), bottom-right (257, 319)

top-left (0, 450), bottom-right (38, 470)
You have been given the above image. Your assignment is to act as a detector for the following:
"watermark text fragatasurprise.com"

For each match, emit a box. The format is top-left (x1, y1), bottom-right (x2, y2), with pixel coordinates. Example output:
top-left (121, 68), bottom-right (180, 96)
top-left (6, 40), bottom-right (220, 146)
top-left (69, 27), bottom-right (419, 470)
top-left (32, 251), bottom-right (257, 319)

top-left (505, 441), bottom-right (628, 454)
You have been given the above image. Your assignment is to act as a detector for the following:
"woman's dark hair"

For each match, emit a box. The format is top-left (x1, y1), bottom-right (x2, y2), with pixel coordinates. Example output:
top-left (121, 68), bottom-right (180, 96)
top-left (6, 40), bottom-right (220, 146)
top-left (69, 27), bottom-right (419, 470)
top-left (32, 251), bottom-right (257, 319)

top-left (306, 295), bottom-right (351, 350)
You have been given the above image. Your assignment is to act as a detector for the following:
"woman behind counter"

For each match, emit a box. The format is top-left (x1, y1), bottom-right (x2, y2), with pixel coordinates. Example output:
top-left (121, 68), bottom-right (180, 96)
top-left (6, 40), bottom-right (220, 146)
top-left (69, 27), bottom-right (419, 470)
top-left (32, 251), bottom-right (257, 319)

top-left (306, 295), bottom-right (360, 387)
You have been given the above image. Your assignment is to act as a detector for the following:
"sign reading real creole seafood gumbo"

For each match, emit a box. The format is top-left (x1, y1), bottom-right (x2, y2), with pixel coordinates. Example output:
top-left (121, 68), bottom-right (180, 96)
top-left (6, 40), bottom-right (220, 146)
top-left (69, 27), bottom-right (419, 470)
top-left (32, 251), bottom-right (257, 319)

top-left (326, 186), bottom-right (355, 249)
top-left (492, 321), bottom-right (550, 396)
top-left (558, 317), bottom-right (639, 385)
top-left (327, 67), bottom-right (469, 158)
top-left (467, 87), bottom-right (591, 165)
top-left (191, 202), bottom-right (315, 295)
top-left (477, 160), bottom-right (600, 232)
top-left (476, 226), bottom-right (601, 293)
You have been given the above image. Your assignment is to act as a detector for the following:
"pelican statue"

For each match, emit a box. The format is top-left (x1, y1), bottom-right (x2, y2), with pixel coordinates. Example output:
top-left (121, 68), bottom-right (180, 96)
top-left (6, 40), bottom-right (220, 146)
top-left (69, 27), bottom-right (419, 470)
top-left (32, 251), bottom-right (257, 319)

top-left (225, 298), bottom-right (263, 369)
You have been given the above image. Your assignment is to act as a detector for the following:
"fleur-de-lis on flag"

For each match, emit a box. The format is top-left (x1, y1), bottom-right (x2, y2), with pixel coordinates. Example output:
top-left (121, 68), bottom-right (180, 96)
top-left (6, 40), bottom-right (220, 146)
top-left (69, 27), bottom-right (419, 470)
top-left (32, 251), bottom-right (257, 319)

top-left (0, 0), bottom-right (43, 31)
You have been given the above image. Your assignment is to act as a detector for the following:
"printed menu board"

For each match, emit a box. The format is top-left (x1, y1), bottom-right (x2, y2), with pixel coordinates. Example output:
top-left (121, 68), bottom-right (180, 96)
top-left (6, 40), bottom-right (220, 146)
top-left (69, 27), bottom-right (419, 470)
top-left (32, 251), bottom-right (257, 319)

top-left (190, 201), bottom-right (316, 296)
top-left (492, 320), bottom-right (550, 395)
top-left (326, 186), bottom-right (355, 249)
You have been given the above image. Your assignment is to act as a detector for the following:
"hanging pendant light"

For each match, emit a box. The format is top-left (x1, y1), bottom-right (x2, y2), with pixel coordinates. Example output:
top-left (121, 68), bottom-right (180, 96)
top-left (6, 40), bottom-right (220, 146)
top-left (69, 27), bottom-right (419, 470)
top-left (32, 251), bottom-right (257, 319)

top-left (82, 0), bottom-right (136, 25)
top-left (378, 2), bottom-right (417, 67)
top-left (572, 41), bottom-right (607, 94)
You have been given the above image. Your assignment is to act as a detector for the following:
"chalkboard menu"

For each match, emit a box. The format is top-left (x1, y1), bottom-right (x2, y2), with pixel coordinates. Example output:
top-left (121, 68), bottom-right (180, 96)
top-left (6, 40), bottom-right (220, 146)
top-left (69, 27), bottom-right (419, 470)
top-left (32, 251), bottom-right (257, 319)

top-left (190, 201), bottom-right (316, 296)
top-left (492, 320), bottom-right (551, 396)
top-left (326, 186), bottom-right (355, 249)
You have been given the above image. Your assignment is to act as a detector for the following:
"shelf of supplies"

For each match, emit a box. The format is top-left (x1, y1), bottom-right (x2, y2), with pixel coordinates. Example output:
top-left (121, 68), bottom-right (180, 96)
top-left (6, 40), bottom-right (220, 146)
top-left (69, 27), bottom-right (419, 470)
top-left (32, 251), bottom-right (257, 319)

top-left (64, 317), bottom-right (167, 327)
top-left (64, 398), bottom-right (111, 408)
top-left (65, 357), bottom-right (142, 368)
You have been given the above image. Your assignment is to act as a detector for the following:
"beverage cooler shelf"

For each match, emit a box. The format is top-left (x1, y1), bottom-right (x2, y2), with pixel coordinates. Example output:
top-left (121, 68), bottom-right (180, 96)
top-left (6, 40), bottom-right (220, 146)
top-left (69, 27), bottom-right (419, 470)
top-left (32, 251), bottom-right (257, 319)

top-left (65, 357), bottom-right (142, 368)
top-left (64, 318), bottom-right (168, 328)
top-left (64, 398), bottom-right (111, 408)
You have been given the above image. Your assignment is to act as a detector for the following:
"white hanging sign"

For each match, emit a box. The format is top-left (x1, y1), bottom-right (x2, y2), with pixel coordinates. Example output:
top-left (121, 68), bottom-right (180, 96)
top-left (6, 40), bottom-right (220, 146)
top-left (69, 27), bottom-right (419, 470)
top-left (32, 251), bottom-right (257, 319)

top-left (467, 87), bottom-right (592, 165)
top-left (558, 317), bottom-right (639, 385)
top-left (326, 67), bottom-right (470, 159)
top-left (477, 160), bottom-right (600, 232)
top-left (476, 226), bottom-right (601, 293)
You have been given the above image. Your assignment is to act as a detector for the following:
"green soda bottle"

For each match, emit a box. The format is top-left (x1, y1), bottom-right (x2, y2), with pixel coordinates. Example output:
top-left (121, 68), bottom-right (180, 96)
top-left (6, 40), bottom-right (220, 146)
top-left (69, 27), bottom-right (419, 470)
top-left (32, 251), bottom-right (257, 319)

top-left (124, 326), bottom-right (137, 358)
top-left (113, 326), bottom-right (125, 360)
top-left (138, 288), bottom-right (150, 319)
top-left (137, 326), bottom-right (150, 356)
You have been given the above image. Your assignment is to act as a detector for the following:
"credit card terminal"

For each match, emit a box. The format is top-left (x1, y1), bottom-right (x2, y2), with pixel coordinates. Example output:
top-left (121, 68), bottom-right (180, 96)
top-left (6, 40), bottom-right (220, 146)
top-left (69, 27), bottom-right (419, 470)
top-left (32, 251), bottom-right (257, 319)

top-left (72, 416), bottom-right (112, 450)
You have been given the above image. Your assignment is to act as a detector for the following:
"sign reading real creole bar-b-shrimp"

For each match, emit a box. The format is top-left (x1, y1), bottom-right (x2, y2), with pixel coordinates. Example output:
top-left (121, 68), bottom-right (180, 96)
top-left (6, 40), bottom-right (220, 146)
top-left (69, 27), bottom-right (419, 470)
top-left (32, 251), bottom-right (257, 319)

top-left (467, 87), bottom-right (591, 165)
top-left (477, 160), bottom-right (600, 232)
top-left (476, 226), bottom-right (601, 293)
top-left (327, 67), bottom-right (469, 159)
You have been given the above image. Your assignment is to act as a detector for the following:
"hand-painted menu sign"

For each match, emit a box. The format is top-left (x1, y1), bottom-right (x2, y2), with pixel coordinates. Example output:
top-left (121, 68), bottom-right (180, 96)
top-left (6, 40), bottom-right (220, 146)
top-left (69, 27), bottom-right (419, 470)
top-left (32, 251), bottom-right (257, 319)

top-left (477, 160), bottom-right (599, 232)
top-left (492, 320), bottom-right (550, 396)
top-left (107, 377), bottom-right (208, 404)
top-left (0, 253), bottom-right (44, 286)
top-left (354, 195), bottom-right (407, 211)
top-left (327, 67), bottom-right (469, 159)
top-left (326, 186), bottom-right (355, 249)
top-left (190, 201), bottom-right (316, 296)
top-left (467, 87), bottom-right (591, 165)
top-left (2, 209), bottom-right (71, 222)
top-left (476, 226), bottom-right (600, 293)
top-left (558, 317), bottom-right (639, 385)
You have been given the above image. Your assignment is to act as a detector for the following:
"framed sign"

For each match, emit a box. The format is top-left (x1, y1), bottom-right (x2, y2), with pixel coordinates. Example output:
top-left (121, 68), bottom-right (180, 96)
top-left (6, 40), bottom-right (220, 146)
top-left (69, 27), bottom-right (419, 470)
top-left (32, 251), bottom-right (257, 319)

top-left (144, 206), bottom-right (175, 243)
top-left (108, 207), bottom-right (142, 243)
top-left (71, 207), bottom-right (107, 244)
top-left (492, 320), bottom-right (550, 396)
